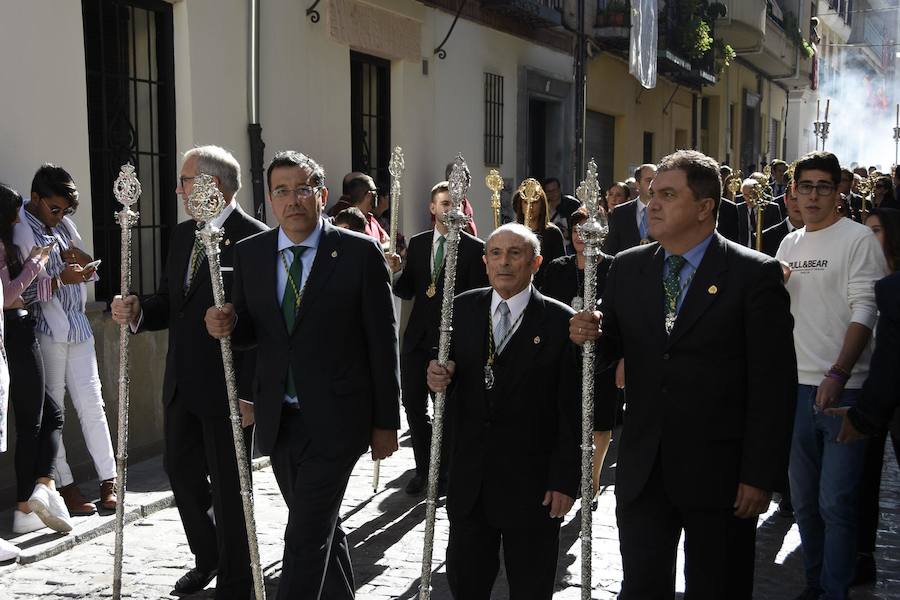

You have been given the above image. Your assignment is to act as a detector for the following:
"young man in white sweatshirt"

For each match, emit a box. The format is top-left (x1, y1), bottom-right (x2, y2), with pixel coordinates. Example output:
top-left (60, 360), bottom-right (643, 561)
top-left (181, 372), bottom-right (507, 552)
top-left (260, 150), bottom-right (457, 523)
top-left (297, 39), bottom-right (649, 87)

top-left (776, 151), bottom-right (888, 600)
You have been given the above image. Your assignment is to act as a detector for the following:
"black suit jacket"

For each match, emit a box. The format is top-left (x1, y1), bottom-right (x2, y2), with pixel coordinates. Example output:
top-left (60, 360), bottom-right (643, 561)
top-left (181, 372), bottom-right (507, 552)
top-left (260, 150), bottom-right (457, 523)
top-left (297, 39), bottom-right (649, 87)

top-left (754, 219), bottom-right (790, 258)
top-left (139, 206), bottom-right (268, 417)
top-left (393, 230), bottom-right (487, 353)
top-left (735, 198), bottom-right (784, 246)
top-left (596, 233), bottom-right (797, 508)
top-left (231, 220), bottom-right (401, 457)
top-left (446, 287), bottom-right (581, 527)
top-left (602, 199), bottom-right (647, 255)
top-left (716, 198), bottom-right (745, 246)
top-left (852, 272), bottom-right (900, 434)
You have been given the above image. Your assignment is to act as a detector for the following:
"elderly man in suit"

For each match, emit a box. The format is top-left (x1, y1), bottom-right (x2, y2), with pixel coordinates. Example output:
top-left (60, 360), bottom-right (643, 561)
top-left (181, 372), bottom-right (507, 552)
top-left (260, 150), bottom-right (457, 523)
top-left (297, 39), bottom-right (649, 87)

top-left (426, 223), bottom-right (583, 599)
top-left (205, 150), bottom-right (400, 600)
top-left (571, 150), bottom-right (797, 599)
top-left (112, 145), bottom-right (267, 598)
top-left (602, 163), bottom-right (657, 255)
top-left (387, 181), bottom-right (487, 495)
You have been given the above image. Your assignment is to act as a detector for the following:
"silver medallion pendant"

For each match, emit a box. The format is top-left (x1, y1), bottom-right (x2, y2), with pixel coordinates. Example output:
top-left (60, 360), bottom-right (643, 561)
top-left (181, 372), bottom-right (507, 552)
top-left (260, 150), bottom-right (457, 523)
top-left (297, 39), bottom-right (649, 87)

top-left (572, 295), bottom-right (584, 311)
top-left (484, 365), bottom-right (495, 390)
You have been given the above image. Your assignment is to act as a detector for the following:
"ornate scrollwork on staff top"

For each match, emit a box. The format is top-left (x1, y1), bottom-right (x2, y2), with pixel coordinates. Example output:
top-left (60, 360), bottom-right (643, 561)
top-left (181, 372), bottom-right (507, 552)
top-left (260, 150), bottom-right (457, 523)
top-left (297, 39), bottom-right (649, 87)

top-left (186, 173), bottom-right (226, 224)
top-left (387, 146), bottom-right (405, 255)
top-left (485, 169), bottom-right (503, 230)
top-left (516, 177), bottom-right (544, 228)
top-left (114, 163), bottom-right (141, 208)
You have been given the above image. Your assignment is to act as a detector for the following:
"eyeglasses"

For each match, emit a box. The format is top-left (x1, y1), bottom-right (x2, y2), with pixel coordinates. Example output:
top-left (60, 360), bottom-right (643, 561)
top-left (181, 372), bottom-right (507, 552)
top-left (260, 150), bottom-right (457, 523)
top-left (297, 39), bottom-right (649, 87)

top-left (42, 198), bottom-right (75, 216)
top-left (796, 182), bottom-right (836, 196)
top-left (271, 185), bottom-right (322, 200)
top-left (178, 175), bottom-right (198, 188)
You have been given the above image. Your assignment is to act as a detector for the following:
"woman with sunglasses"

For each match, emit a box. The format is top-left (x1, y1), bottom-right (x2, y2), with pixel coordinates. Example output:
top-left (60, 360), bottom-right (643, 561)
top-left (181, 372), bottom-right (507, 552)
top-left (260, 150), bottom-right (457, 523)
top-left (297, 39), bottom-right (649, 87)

top-left (0, 183), bottom-right (72, 542)
top-left (15, 164), bottom-right (117, 517)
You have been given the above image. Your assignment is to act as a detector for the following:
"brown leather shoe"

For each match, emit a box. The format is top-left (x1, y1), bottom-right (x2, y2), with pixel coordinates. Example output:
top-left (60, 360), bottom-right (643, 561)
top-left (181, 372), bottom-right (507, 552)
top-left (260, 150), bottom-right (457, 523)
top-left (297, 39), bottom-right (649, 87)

top-left (100, 479), bottom-right (117, 511)
top-left (59, 484), bottom-right (97, 516)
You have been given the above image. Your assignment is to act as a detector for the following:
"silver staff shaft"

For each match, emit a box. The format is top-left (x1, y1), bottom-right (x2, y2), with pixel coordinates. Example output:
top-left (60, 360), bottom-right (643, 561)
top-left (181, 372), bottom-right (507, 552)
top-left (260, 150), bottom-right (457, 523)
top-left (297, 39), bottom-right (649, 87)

top-left (199, 226), bottom-right (266, 600)
top-left (579, 257), bottom-right (597, 600)
top-left (575, 159), bottom-right (606, 600)
top-left (112, 206), bottom-right (138, 600)
top-left (419, 156), bottom-right (470, 600)
top-left (372, 458), bottom-right (381, 493)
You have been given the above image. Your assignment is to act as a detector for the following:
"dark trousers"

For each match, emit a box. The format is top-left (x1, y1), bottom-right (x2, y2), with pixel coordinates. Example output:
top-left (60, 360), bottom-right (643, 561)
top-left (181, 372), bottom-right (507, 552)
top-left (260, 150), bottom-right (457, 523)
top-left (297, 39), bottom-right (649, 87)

top-left (400, 348), bottom-right (447, 480)
top-left (163, 395), bottom-right (252, 600)
top-left (446, 489), bottom-right (561, 600)
top-left (5, 311), bottom-right (64, 502)
top-left (857, 411), bottom-right (900, 555)
top-left (617, 458), bottom-right (757, 600)
top-left (271, 408), bottom-right (358, 600)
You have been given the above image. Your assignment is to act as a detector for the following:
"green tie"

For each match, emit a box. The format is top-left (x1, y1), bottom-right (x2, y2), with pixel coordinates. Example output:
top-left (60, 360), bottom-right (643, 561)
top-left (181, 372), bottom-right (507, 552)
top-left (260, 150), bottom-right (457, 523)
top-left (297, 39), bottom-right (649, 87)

top-left (663, 255), bottom-right (686, 334)
top-left (433, 235), bottom-right (446, 274)
top-left (282, 246), bottom-right (307, 398)
top-left (185, 237), bottom-right (206, 292)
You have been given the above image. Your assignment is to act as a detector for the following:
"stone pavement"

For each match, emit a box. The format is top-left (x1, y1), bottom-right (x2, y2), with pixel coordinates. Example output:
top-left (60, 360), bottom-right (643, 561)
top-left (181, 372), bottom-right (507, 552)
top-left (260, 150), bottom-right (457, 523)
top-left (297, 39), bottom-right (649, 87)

top-left (0, 424), bottom-right (898, 599)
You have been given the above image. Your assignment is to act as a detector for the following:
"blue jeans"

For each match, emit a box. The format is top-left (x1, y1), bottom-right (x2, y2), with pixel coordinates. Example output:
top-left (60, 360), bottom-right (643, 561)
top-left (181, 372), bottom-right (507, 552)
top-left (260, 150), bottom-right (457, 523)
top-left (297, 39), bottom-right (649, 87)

top-left (789, 384), bottom-right (868, 600)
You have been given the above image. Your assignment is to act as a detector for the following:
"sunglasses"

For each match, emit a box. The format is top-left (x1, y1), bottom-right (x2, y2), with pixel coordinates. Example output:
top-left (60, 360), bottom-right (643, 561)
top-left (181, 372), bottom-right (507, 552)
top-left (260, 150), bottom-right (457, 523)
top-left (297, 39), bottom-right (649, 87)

top-left (42, 198), bottom-right (76, 216)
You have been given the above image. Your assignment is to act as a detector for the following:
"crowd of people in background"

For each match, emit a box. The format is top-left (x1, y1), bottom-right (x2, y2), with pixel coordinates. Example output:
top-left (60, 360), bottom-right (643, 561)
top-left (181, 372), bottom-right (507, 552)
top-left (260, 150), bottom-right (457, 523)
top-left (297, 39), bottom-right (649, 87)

top-left (0, 146), bottom-right (897, 600)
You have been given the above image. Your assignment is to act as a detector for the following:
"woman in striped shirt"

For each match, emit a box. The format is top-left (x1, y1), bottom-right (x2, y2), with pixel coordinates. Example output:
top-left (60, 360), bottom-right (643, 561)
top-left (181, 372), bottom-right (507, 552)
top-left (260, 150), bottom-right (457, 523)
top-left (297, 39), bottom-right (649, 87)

top-left (15, 165), bottom-right (117, 516)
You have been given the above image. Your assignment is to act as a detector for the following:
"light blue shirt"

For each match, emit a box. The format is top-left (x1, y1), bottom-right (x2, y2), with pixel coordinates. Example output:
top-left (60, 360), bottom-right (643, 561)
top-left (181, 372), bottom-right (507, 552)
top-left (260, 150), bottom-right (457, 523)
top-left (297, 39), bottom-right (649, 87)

top-left (276, 219), bottom-right (323, 404)
top-left (663, 233), bottom-right (714, 313)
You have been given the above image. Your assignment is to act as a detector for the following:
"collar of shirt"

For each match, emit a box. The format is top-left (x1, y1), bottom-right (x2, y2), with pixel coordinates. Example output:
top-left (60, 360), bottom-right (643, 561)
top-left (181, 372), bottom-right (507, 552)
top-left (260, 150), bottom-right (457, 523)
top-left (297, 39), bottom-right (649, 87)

top-left (490, 284), bottom-right (532, 325)
top-left (785, 217), bottom-right (796, 233)
top-left (664, 232), bottom-right (715, 274)
top-left (635, 198), bottom-right (648, 226)
top-left (277, 218), bottom-right (323, 254)
top-left (209, 198), bottom-right (237, 229)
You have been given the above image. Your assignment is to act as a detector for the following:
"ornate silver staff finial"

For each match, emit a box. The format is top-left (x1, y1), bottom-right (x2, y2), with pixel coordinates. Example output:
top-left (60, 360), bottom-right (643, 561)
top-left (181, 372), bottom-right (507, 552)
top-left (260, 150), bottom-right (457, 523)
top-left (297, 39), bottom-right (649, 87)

top-left (187, 174), bottom-right (266, 600)
top-left (575, 157), bottom-right (609, 600)
top-left (387, 147), bottom-right (405, 256)
top-left (111, 162), bottom-right (141, 600)
top-left (485, 169), bottom-right (503, 230)
top-left (419, 154), bottom-right (470, 600)
top-left (186, 173), bottom-right (226, 224)
top-left (113, 163), bottom-right (142, 208)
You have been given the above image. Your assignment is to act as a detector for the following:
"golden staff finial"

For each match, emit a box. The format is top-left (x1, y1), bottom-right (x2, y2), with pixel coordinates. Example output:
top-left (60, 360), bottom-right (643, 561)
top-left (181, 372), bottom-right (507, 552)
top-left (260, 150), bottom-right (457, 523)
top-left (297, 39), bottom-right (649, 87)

top-left (485, 169), bottom-right (503, 230)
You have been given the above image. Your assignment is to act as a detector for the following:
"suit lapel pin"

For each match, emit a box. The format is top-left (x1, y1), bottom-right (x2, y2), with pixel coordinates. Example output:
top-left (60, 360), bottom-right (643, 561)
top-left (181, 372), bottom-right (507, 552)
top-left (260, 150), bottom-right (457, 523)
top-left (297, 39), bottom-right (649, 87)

top-left (224, 239), bottom-right (231, 246)
top-left (331, 250), bottom-right (338, 258)
top-left (533, 336), bottom-right (541, 344)
top-left (708, 285), bottom-right (718, 295)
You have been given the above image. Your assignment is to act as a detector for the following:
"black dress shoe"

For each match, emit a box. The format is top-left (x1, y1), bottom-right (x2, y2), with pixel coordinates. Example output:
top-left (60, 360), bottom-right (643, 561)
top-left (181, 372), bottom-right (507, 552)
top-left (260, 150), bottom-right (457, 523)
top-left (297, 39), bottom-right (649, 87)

top-left (174, 567), bottom-right (218, 594)
top-left (405, 475), bottom-right (425, 495)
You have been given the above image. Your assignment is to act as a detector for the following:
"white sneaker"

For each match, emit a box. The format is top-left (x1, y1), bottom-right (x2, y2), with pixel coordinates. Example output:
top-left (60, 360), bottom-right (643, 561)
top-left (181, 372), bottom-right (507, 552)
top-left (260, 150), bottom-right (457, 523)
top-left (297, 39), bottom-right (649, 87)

top-left (12, 509), bottom-right (44, 534)
top-left (27, 483), bottom-right (73, 533)
top-left (0, 537), bottom-right (20, 561)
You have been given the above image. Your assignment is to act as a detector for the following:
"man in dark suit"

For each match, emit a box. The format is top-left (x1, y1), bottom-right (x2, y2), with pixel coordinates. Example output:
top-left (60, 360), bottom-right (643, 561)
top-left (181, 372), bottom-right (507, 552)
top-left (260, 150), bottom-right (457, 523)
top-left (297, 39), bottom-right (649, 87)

top-left (387, 181), bottom-right (487, 495)
top-left (735, 178), bottom-right (784, 249)
top-left (206, 150), bottom-right (400, 600)
top-left (602, 163), bottom-right (657, 255)
top-left (427, 223), bottom-right (582, 599)
top-left (715, 196), bottom-right (746, 246)
top-left (754, 171), bottom-right (804, 257)
top-left (571, 150), bottom-right (797, 599)
top-left (111, 145), bottom-right (267, 598)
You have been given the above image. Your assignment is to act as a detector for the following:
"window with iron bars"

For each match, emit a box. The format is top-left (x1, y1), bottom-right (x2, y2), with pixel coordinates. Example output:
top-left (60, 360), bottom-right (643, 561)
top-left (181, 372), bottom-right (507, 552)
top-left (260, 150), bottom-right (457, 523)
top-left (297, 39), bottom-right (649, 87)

top-left (484, 73), bottom-right (504, 167)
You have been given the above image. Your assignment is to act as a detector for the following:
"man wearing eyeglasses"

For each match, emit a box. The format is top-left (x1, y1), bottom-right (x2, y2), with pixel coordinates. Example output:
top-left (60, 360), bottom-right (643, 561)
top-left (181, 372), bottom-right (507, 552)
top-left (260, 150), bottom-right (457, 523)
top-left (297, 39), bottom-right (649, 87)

top-left (775, 151), bottom-right (889, 600)
top-left (205, 150), bottom-right (400, 600)
top-left (14, 164), bottom-right (120, 518)
top-left (111, 146), bottom-right (268, 598)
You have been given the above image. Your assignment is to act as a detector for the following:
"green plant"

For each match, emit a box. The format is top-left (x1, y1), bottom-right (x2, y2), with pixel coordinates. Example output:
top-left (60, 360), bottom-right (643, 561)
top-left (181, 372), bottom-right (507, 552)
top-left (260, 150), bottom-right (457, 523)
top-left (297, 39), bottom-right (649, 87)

top-left (713, 39), bottom-right (736, 74)
top-left (675, 0), bottom-right (715, 59)
top-left (800, 39), bottom-right (814, 58)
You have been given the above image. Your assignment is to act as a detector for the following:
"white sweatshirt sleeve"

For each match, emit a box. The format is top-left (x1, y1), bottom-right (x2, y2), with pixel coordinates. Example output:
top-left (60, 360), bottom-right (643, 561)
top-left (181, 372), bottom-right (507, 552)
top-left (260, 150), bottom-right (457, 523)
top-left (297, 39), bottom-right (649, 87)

top-left (847, 232), bottom-right (888, 330)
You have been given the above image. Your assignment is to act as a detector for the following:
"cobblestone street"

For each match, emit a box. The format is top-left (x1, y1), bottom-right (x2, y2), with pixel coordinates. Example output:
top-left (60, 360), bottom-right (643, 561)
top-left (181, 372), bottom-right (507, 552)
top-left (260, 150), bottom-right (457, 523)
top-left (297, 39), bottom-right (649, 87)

top-left (0, 424), bottom-right (897, 599)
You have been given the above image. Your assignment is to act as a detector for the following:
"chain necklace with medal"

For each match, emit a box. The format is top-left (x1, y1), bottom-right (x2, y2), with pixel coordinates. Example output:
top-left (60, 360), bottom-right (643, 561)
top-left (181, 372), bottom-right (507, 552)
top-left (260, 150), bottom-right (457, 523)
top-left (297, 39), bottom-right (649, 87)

top-left (484, 307), bottom-right (526, 390)
top-left (280, 250), bottom-right (306, 312)
top-left (426, 240), bottom-right (443, 298)
top-left (664, 270), bottom-right (695, 334)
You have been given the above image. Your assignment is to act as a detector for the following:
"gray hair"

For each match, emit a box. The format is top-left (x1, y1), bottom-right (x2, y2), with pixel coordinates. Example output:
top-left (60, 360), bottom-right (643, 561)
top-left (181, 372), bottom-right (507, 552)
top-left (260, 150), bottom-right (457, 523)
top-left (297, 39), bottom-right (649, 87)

top-left (487, 222), bottom-right (542, 257)
top-left (184, 145), bottom-right (242, 197)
